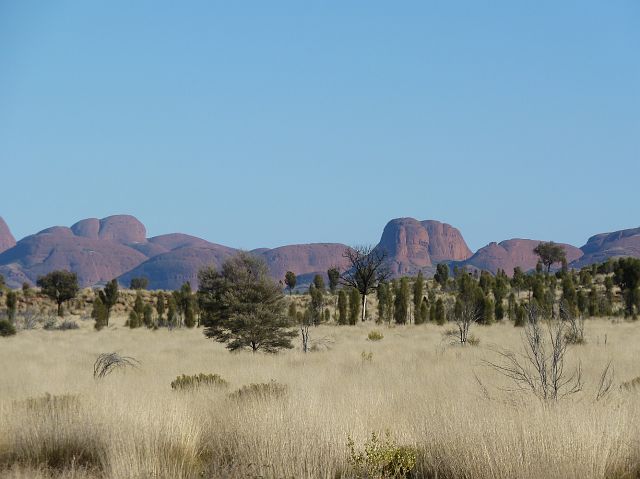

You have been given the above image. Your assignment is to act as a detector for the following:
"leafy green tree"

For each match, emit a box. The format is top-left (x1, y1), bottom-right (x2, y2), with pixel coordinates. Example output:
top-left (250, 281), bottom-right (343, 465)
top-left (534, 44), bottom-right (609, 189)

top-left (576, 290), bottom-right (588, 315)
top-left (492, 271), bottom-right (509, 321)
top-left (127, 291), bottom-right (145, 328)
top-left (98, 279), bottom-right (119, 326)
top-left (533, 242), bottom-right (567, 274)
top-left (198, 252), bottom-right (296, 353)
top-left (167, 295), bottom-right (178, 328)
top-left (614, 258), bottom-right (640, 318)
top-left (514, 303), bottom-right (526, 327)
top-left (562, 275), bottom-right (577, 315)
top-left (588, 287), bottom-right (599, 317)
top-left (413, 271), bottom-right (424, 322)
top-left (377, 282), bottom-right (390, 324)
top-left (434, 263), bottom-right (449, 288)
top-left (308, 283), bottom-right (324, 325)
top-left (341, 245), bottom-right (390, 322)
top-left (507, 292), bottom-right (517, 320)
top-left (511, 267), bottom-right (526, 296)
top-left (394, 277), bottom-right (410, 324)
top-left (6, 291), bottom-right (17, 322)
top-left (348, 287), bottom-right (361, 325)
top-left (327, 267), bottom-right (340, 294)
top-left (37, 270), bottom-right (79, 317)
top-left (337, 289), bottom-right (348, 325)
top-left (0, 273), bottom-right (5, 291)
top-left (435, 298), bottom-right (446, 325)
top-left (479, 271), bottom-right (494, 295)
top-left (143, 303), bottom-right (154, 328)
top-left (156, 292), bottom-right (166, 325)
top-left (176, 282), bottom-right (196, 328)
top-left (284, 271), bottom-right (297, 295)
top-left (313, 274), bottom-right (325, 293)
top-left (129, 277), bottom-right (149, 290)
top-left (92, 296), bottom-right (108, 330)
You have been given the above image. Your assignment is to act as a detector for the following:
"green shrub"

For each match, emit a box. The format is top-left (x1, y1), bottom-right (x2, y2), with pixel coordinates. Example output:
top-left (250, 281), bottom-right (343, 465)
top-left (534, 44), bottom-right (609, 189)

top-left (361, 351), bottom-right (373, 363)
top-left (0, 319), bottom-right (16, 337)
top-left (229, 380), bottom-right (287, 401)
top-left (367, 330), bottom-right (384, 341)
top-left (171, 373), bottom-right (228, 391)
top-left (347, 431), bottom-right (417, 479)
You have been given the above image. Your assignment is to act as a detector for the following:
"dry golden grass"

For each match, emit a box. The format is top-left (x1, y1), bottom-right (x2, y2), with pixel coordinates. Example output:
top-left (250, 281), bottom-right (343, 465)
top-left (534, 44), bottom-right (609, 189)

top-left (1, 316), bottom-right (639, 478)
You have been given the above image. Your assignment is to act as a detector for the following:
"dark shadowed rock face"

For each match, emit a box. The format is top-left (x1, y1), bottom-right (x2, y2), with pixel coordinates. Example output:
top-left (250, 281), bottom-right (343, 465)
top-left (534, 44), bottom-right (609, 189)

top-left (462, 239), bottom-right (583, 275)
top-left (572, 227), bottom-right (640, 267)
top-left (0, 217), bottom-right (16, 254)
top-left (118, 245), bottom-right (238, 290)
top-left (257, 243), bottom-right (352, 283)
top-left (376, 218), bottom-right (472, 276)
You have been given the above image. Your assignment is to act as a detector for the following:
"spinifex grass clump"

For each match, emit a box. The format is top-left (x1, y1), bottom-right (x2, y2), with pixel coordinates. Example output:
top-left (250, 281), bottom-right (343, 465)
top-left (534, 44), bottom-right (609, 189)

top-left (171, 373), bottom-right (228, 391)
top-left (0, 319), bottom-right (16, 337)
top-left (228, 380), bottom-right (287, 401)
top-left (347, 431), bottom-right (417, 479)
top-left (367, 330), bottom-right (384, 341)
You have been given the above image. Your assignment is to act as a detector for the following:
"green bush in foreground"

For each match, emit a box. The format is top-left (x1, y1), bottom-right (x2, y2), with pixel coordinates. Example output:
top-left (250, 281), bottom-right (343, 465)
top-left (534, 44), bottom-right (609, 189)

top-left (347, 431), bottom-right (417, 479)
top-left (171, 373), bottom-right (228, 391)
top-left (368, 330), bottom-right (384, 341)
top-left (0, 319), bottom-right (16, 337)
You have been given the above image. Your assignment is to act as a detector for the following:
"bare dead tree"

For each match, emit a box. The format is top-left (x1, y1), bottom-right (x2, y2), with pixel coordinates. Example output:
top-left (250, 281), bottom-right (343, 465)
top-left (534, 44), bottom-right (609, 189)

top-left (300, 312), bottom-right (311, 353)
top-left (341, 245), bottom-right (391, 322)
top-left (486, 305), bottom-right (583, 401)
top-left (93, 352), bottom-right (139, 380)
top-left (451, 298), bottom-right (481, 346)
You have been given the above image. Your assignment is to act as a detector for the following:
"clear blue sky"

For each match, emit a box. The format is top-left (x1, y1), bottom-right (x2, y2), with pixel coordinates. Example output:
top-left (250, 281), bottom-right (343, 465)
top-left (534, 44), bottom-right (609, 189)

top-left (1, 1), bottom-right (638, 251)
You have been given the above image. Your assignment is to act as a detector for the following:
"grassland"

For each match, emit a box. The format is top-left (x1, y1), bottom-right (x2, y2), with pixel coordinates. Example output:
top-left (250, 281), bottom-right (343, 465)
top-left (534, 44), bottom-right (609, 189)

top-left (0, 315), bottom-right (639, 478)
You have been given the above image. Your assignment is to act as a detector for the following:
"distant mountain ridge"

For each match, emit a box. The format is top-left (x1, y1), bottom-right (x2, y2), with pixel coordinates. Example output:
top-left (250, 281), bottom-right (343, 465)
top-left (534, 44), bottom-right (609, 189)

top-left (0, 214), bottom-right (638, 289)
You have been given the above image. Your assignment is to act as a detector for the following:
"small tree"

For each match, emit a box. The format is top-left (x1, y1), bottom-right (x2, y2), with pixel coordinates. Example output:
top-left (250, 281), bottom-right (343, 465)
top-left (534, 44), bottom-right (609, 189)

top-left (313, 274), bottom-right (325, 293)
top-left (341, 245), bottom-right (390, 322)
top-left (533, 242), bottom-right (567, 274)
top-left (98, 279), bottom-right (119, 326)
top-left (176, 282), bottom-right (196, 328)
top-left (199, 252), bottom-right (296, 353)
top-left (394, 278), bottom-right (410, 325)
top-left (337, 290), bottom-right (348, 325)
top-left (129, 277), bottom-right (149, 290)
top-left (308, 283), bottom-right (324, 325)
top-left (434, 263), bottom-right (449, 288)
top-left (613, 258), bottom-right (640, 318)
top-left (167, 295), bottom-right (177, 328)
top-left (327, 267), bottom-right (340, 294)
top-left (156, 292), bottom-right (166, 325)
top-left (348, 287), bottom-right (361, 325)
top-left (451, 295), bottom-right (481, 345)
top-left (435, 298), bottom-right (446, 325)
top-left (284, 271), bottom-right (297, 295)
top-left (413, 271), bottom-right (424, 323)
top-left (92, 296), bottom-right (108, 330)
top-left (6, 290), bottom-right (17, 322)
top-left (36, 270), bottom-right (79, 317)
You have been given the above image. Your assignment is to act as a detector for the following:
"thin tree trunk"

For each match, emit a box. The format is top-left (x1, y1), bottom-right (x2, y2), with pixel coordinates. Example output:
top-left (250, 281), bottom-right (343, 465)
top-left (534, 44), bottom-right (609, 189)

top-left (361, 294), bottom-right (367, 322)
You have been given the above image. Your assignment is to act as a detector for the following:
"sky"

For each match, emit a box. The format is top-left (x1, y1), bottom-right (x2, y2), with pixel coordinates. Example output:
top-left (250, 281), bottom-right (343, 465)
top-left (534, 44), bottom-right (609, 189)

top-left (1, 1), bottom-right (638, 251)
